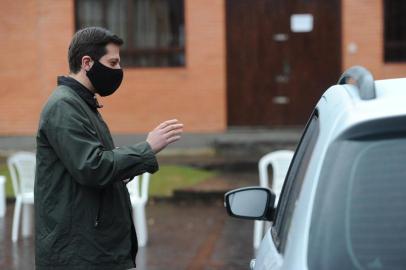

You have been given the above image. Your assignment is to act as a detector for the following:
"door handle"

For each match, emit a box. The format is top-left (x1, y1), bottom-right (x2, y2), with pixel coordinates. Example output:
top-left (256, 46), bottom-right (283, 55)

top-left (273, 33), bottom-right (289, 42)
top-left (275, 75), bottom-right (289, 83)
top-left (273, 96), bottom-right (290, 104)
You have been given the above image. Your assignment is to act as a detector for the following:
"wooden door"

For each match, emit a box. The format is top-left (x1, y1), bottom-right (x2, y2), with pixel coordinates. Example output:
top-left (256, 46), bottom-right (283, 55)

top-left (226, 0), bottom-right (341, 126)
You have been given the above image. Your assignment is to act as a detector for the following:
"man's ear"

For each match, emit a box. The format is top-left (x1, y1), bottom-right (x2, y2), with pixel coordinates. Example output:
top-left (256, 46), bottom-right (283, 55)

top-left (81, 56), bottom-right (93, 72)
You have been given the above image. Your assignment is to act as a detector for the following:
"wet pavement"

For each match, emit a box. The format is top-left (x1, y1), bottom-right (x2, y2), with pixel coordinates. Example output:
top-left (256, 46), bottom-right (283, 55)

top-left (0, 200), bottom-right (254, 270)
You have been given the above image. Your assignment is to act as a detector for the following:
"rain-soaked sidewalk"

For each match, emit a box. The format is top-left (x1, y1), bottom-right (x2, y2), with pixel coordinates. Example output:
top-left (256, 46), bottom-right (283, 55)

top-left (0, 200), bottom-right (254, 270)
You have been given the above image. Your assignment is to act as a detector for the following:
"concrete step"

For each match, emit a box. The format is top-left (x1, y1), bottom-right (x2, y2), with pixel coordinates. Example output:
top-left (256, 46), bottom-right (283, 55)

top-left (213, 127), bottom-right (301, 162)
top-left (172, 172), bottom-right (259, 202)
top-left (158, 128), bottom-right (302, 171)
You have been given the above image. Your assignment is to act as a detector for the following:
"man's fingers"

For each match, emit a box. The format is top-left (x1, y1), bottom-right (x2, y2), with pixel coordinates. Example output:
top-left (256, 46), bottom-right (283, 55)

top-left (148, 120), bottom-right (183, 153)
top-left (157, 119), bottom-right (179, 130)
top-left (167, 135), bottom-right (181, 144)
top-left (164, 129), bottom-right (183, 139)
top-left (162, 123), bottom-right (184, 133)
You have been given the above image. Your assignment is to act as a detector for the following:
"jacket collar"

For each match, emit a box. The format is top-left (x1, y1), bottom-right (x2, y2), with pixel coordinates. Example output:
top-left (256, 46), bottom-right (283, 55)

top-left (57, 76), bottom-right (103, 110)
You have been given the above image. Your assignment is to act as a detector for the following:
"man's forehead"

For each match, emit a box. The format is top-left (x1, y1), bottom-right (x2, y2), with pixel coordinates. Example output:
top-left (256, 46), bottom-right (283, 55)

top-left (104, 43), bottom-right (120, 59)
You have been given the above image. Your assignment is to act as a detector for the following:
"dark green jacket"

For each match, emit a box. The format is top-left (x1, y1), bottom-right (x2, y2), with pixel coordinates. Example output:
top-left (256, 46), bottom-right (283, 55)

top-left (35, 84), bottom-right (158, 270)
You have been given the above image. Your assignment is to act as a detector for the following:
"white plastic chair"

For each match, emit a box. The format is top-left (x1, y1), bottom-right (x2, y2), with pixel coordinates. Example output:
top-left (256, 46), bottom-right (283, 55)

top-left (7, 151), bottom-right (36, 242)
top-left (126, 172), bottom-right (151, 247)
top-left (253, 150), bottom-right (294, 250)
top-left (0, 175), bottom-right (6, 217)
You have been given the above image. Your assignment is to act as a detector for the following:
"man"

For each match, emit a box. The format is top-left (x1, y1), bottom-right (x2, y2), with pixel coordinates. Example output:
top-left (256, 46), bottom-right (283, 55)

top-left (34, 27), bottom-right (183, 269)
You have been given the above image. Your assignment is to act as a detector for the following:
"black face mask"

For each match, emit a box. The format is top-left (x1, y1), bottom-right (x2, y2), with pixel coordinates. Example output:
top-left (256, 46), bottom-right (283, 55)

top-left (87, 60), bottom-right (123, 96)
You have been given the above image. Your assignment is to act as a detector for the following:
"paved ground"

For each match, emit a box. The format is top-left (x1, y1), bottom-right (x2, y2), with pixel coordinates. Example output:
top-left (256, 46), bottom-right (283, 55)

top-left (0, 200), bottom-right (255, 270)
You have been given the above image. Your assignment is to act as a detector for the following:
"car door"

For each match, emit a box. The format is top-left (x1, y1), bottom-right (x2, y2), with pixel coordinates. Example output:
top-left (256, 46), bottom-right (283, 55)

top-left (254, 111), bottom-right (320, 269)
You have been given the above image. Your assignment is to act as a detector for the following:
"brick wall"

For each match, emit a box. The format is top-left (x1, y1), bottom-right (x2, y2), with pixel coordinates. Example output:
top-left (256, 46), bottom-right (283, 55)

top-left (1, 0), bottom-right (405, 136)
top-left (0, 0), bottom-right (74, 135)
top-left (0, 0), bottom-right (227, 135)
top-left (342, 0), bottom-right (406, 79)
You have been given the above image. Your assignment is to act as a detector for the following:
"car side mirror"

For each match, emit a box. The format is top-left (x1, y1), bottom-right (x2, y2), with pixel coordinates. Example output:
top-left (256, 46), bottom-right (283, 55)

top-left (224, 187), bottom-right (276, 221)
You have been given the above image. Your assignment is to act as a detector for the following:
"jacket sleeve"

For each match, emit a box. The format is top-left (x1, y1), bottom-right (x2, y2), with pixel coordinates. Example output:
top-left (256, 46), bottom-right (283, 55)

top-left (42, 98), bottom-right (159, 188)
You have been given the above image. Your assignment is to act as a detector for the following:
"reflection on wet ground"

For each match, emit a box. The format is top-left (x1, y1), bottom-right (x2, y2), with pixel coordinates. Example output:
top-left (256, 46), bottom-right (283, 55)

top-left (0, 201), bottom-right (253, 270)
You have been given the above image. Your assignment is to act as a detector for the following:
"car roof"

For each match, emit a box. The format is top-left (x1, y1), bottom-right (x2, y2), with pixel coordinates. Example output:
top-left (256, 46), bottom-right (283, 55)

top-left (316, 78), bottom-right (406, 140)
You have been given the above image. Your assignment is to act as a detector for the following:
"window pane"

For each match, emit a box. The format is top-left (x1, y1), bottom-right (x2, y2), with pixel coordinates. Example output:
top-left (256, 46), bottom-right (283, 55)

top-left (273, 112), bottom-right (319, 252)
top-left (107, 0), bottom-right (128, 48)
top-left (384, 0), bottom-right (406, 62)
top-left (309, 136), bottom-right (406, 270)
top-left (125, 0), bottom-right (185, 66)
top-left (76, 0), bottom-right (103, 27)
top-left (75, 0), bottom-right (186, 67)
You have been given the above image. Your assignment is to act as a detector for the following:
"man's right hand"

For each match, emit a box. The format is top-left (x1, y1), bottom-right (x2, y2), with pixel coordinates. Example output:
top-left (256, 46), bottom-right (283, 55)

top-left (146, 119), bottom-right (184, 154)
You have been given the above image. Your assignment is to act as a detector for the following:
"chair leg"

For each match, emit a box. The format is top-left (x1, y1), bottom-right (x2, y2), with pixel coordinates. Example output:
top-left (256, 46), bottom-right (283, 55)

top-left (253, 220), bottom-right (264, 250)
top-left (22, 204), bottom-right (32, 237)
top-left (12, 198), bottom-right (22, 242)
top-left (133, 204), bottom-right (148, 247)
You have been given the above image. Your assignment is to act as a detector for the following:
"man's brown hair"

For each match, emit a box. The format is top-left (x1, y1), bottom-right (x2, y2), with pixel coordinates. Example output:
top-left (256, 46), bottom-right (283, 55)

top-left (68, 26), bottom-right (123, 73)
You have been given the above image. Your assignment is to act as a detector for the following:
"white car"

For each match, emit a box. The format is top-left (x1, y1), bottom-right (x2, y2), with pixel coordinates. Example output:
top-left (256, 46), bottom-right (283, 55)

top-left (225, 66), bottom-right (406, 270)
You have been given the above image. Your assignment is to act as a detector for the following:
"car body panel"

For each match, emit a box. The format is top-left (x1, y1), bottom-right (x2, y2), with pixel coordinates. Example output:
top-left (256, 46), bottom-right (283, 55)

top-left (254, 231), bottom-right (282, 270)
top-left (253, 77), bottom-right (406, 270)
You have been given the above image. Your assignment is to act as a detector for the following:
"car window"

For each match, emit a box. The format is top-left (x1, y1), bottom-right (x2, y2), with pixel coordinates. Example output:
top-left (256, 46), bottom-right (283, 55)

top-left (272, 111), bottom-right (319, 252)
top-left (308, 132), bottom-right (406, 270)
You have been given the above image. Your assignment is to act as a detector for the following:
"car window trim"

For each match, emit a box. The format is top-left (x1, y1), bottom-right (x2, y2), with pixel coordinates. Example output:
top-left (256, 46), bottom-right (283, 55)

top-left (271, 109), bottom-right (320, 252)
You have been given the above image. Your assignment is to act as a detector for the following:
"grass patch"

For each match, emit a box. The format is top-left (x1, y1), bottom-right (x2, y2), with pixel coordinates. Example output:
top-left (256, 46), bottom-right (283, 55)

top-left (0, 163), bottom-right (14, 198)
top-left (150, 165), bottom-right (216, 197)
top-left (0, 163), bottom-right (215, 198)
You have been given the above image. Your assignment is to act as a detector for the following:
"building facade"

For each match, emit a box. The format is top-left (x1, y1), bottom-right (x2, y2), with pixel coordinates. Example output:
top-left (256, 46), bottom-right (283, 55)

top-left (0, 0), bottom-right (404, 136)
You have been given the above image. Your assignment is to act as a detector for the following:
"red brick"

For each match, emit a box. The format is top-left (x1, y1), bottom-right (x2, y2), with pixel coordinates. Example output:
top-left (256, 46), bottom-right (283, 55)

top-left (0, 0), bottom-right (226, 135)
